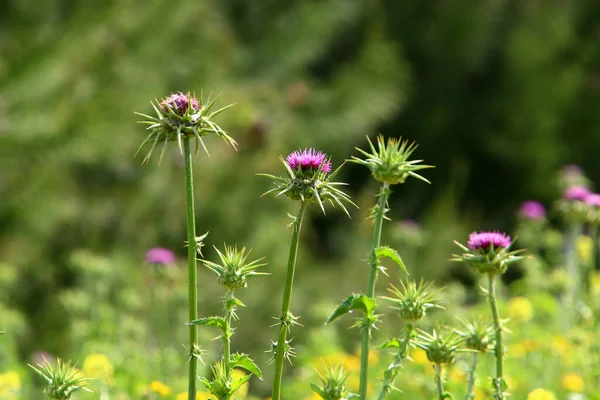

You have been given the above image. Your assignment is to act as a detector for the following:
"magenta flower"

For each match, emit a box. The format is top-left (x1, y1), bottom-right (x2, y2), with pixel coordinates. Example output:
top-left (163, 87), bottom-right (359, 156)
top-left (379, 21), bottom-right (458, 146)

top-left (585, 193), bottom-right (600, 208)
top-left (160, 92), bottom-right (200, 115)
top-left (519, 200), bottom-right (546, 220)
top-left (467, 231), bottom-right (512, 251)
top-left (145, 247), bottom-right (176, 265)
top-left (286, 148), bottom-right (332, 173)
top-left (564, 185), bottom-right (591, 201)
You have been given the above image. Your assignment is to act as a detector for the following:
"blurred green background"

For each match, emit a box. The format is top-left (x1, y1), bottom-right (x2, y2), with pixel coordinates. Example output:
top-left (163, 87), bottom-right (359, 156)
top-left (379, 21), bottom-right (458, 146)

top-left (1, 0), bottom-right (600, 396)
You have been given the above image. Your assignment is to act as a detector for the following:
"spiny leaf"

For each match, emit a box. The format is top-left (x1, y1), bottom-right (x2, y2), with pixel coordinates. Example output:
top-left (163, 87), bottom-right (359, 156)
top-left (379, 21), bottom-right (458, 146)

top-left (375, 246), bottom-right (408, 274)
top-left (326, 294), bottom-right (377, 324)
top-left (189, 316), bottom-right (228, 333)
top-left (230, 353), bottom-right (263, 379)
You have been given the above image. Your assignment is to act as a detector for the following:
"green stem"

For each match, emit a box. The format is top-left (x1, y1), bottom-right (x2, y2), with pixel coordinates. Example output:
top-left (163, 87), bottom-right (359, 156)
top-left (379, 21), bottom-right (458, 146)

top-left (465, 353), bottom-right (478, 400)
top-left (271, 202), bottom-right (307, 400)
top-left (223, 291), bottom-right (235, 378)
top-left (360, 183), bottom-right (390, 400)
top-left (184, 139), bottom-right (199, 400)
top-left (588, 224), bottom-right (598, 297)
top-left (434, 363), bottom-right (444, 400)
top-left (564, 221), bottom-right (581, 330)
top-left (377, 323), bottom-right (414, 400)
top-left (488, 274), bottom-right (504, 399)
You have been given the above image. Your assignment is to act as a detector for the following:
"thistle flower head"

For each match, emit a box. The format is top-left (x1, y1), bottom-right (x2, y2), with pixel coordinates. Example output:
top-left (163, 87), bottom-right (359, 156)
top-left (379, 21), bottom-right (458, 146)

top-left (200, 361), bottom-right (246, 400)
top-left (286, 148), bottom-right (332, 175)
top-left (259, 149), bottom-right (356, 216)
top-left (452, 231), bottom-right (525, 275)
top-left (351, 135), bottom-right (433, 185)
top-left (135, 92), bottom-right (237, 164)
top-left (415, 328), bottom-right (464, 365)
top-left (456, 318), bottom-right (495, 352)
top-left (467, 231), bottom-right (512, 251)
top-left (201, 245), bottom-right (266, 291)
top-left (382, 279), bottom-right (441, 322)
top-left (585, 193), bottom-right (600, 207)
top-left (564, 186), bottom-right (591, 201)
top-left (310, 364), bottom-right (357, 400)
top-left (145, 247), bottom-right (176, 265)
top-left (29, 358), bottom-right (92, 399)
top-left (519, 201), bottom-right (546, 221)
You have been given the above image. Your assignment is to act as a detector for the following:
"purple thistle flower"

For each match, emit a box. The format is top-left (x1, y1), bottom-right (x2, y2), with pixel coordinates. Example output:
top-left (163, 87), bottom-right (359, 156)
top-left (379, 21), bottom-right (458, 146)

top-left (160, 92), bottom-right (200, 115)
top-left (564, 185), bottom-right (591, 201)
top-left (145, 247), bottom-right (176, 265)
top-left (467, 231), bottom-right (512, 251)
top-left (585, 193), bottom-right (600, 208)
top-left (286, 148), bottom-right (332, 173)
top-left (519, 200), bottom-right (546, 220)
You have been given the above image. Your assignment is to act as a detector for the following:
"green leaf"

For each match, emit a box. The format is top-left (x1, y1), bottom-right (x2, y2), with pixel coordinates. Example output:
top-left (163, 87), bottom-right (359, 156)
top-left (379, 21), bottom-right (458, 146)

top-left (375, 246), bottom-right (408, 274)
top-left (310, 384), bottom-right (326, 399)
top-left (326, 294), bottom-right (377, 324)
top-left (189, 316), bottom-right (228, 333)
top-left (378, 338), bottom-right (402, 349)
top-left (230, 353), bottom-right (263, 379)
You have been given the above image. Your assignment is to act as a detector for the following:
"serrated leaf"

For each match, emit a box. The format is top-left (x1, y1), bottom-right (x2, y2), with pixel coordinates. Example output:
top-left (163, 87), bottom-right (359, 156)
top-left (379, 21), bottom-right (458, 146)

top-left (326, 294), bottom-right (377, 324)
top-left (378, 338), bottom-right (402, 349)
top-left (375, 246), bottom-right (408, 274)
top-left (230, 353), bottom-right (262, 378)
top-left (189, 316), bottom-right (228, 333)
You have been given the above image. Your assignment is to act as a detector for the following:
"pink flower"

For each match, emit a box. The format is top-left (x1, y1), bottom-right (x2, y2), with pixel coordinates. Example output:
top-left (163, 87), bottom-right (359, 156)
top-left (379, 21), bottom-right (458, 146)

top-left (467, 231), bottom-right (512, 251)
top-left (585, 193), bottom-right (600, 208)
top-left (519, 201), bottom-right (546, 220)
top-left (286, 148), bottom-right (332, 173)
top-left (145, 248), bottom-right (176, 265)
top-left (564, 186), bottom-right (591, 201)
top-left (160, 92), bottom-right (199, 115)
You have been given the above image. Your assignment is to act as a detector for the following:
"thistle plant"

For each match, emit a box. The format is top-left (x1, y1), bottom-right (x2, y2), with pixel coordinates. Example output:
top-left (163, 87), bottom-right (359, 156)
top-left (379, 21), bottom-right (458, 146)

top-left (456, 319), bottom-right (495, 400)
top-left (260, 148), bottom-right (355, 400)
top-left (190, 244), bottom-right (266, 400)
top-left (311, 364), bottom-right (358, 400)
top-left (585, 193), bottom-right (600, 317)
top-left (453, 231), bottom-right (526, 399)
top-left (376, 279), bottom-right (440, 399)
top-left (328, 135), bottom-right (431, 400)
top-left (136, 92), bottom-right (237, 400)
top-left (29, 358), bottom-right (92, 399)
top-left (415, 328), bottom-right (464, 400)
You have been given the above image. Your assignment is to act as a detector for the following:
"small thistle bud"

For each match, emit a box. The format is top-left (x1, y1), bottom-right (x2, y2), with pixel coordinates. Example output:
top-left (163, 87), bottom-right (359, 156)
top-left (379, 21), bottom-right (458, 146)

top-left (145, 247), bottom-right (176, 266)
top-left (518, 201), bottom-right (546, 221)
top-left (584, 193), bottom-right (600, 225)
top-left (557, 185), bottom-right (593, 222)
top-left (135, 92), bottom-right (237, 164)
top-left (452, 231), bottom-right (526, 276)
top-left (456, 319), bottom-right (495, 353)
top-left (267, 340), bottom-right (296, 364)
top-left (310, 364), bottom-right (358, 400)
top-left (201, 245), bottom-right (267, 291)
top-left (29, 358), bottom-right (92, 399)
top-left (415, 328), bottom-right (464, 365)
top-left (260, 148), bottom-right (356, 215)
top-left (350, 135), bottom-right (433, 185)
top-left (381, 279), bottom-right (441, 322)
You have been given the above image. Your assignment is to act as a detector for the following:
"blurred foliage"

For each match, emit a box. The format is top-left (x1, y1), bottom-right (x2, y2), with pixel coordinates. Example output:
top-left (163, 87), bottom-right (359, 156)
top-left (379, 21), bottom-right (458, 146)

top-left (1, 0), bottom-right (600, 397)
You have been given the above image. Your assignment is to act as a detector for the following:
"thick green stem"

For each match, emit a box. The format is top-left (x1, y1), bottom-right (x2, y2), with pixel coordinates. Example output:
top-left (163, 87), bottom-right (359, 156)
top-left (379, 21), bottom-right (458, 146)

top-left (488, 274), bottom-right (504, 399)
top-left (359, 183), bottom-right (390, 400)
top-left (184, 139), bottom-right (199, 400)
top-left (271, 202), bottom-right (307, 400)
top-left (465, 353), bottom-right (478, 400)
top-left (377, 323), bottom-right (414, 400)
top-left (434, 363), bottom-right (444, 400)
top-left (223, 291), bottom-right (235, 378)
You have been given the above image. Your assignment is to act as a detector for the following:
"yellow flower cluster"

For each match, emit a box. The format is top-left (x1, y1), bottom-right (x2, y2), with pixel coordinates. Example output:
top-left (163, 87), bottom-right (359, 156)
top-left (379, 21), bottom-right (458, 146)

top-left (527, 388), bottom-right (556, 400)
top-left (0, 371), bottom-right (20, 399)
top-left (507, 296), bottom-right (534, 322)
top-left (150, 380), bottom-right (172, 397)
top-left (82, 353), bottom-right (114, 385)
top-left (175, 391), bottom-right (215, 400)
top-left (561, 373), bottom-right (584, 392)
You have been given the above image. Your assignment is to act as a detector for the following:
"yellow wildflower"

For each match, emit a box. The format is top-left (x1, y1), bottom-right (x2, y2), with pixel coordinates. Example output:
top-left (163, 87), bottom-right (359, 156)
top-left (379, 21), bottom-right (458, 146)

top-left (175, 392), bottom-right (215, 400)
top-left (527, 388), bottom-right (557, 400)
top-left (232, 369), bottom-right (249, 398)
top-left (149, 381), bottom-right (172, 397)
top-left (0, 371), bottom-right (21, 397)
top-left (313, 352), bottom-right (360, 373)
top-left (551, 336), bottom-right (570, 357)
top-left (82, 354), bottom-right (114, 384)
top-left (577, 235), bottom-right (593, 266)
top-left (410, 348), bottom-right (429, 366)
top-left (561, 373), bottom-right (584, 392)
top-left (507, 296), bottom-right (534, 322)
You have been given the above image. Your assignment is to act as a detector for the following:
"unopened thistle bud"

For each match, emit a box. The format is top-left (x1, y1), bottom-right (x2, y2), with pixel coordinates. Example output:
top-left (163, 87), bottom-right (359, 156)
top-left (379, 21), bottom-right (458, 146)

top-left (452, 231), bottom-right (525, 276)
top-left (382, 279), bottom-right (440, 322)
top-left (29, 358), bottom-right (92, 399)
top-left (201, 245), bottom-right (267, 291)
top-left (311, 364), bottom-right (358, 400)
top-left (260, 148), bottom-right (355, 215)
top-left (557, 185), bottom-right (592, 222)
top-left (457, 319), bottom-right (495, 353)
top-left (350, 135), bottom-right (433, 185)
top-left (415, 328), bottom-right (463, 365)
top-left (135, 92), bottom-right (237, 163)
